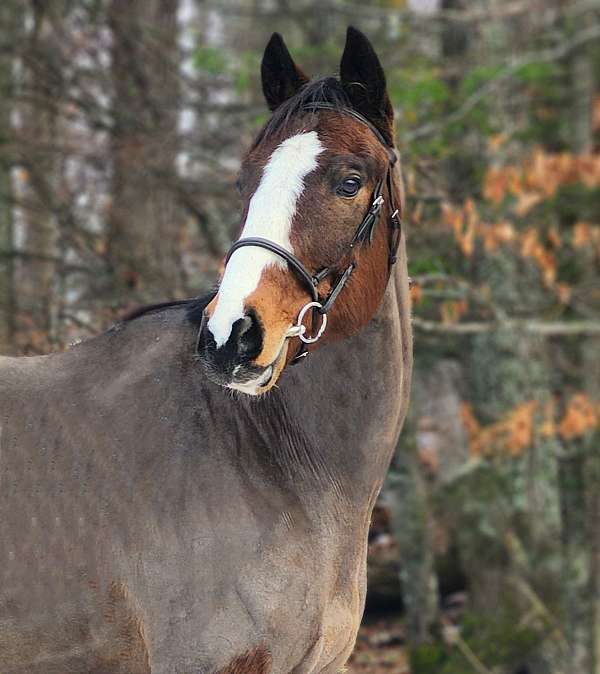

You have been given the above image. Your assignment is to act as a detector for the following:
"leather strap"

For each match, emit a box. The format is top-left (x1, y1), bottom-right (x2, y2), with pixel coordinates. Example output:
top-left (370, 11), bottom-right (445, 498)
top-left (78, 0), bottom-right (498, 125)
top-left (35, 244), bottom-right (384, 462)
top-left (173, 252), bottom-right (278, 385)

top-left (319, 262), bottom-right (356, 315)
top-left (350, 178), bottom-right (385, 246)
top-left (302, 102), bottom-right (396, 155)
top-left (226, 237), bottom-right (320, 303)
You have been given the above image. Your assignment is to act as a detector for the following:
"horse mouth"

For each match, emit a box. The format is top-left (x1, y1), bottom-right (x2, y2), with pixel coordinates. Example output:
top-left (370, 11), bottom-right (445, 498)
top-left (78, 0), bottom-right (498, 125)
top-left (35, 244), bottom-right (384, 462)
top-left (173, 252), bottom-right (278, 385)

top-left (228, 339), bottom-right (289, 396)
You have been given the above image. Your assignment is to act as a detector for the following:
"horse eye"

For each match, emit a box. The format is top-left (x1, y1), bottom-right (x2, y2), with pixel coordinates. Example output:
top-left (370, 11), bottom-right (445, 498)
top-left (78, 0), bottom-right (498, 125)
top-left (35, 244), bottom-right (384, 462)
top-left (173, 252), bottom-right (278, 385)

top-left (337, 176), bottom-right (361, 198)
top-left (235, 178), bottom-right (242, 194)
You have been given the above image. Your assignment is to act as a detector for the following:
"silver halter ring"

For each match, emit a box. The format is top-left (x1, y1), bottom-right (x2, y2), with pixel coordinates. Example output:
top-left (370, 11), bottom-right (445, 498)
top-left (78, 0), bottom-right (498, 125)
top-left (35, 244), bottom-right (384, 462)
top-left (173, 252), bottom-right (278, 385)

top-left (286, 301), bottom-right (328, 344)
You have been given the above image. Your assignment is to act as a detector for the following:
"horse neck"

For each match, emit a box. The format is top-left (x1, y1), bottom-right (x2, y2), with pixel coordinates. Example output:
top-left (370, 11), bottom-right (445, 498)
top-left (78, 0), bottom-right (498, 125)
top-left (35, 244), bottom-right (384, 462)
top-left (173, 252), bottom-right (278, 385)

top-left (267, 238), bottom-right (412, 503)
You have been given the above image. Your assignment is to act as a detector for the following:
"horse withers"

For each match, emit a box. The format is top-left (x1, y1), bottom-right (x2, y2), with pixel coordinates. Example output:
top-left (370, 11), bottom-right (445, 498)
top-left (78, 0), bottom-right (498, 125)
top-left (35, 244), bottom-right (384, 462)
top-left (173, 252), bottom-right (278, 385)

top-left (0, 27), bottom-right (412, 673)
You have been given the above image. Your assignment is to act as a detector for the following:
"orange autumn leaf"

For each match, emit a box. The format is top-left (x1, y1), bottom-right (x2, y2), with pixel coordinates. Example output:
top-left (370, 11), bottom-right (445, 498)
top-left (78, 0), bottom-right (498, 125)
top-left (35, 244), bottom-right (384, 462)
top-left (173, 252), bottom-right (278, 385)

top-left (442, 201), bottom-right (476, 257)
top-left (506, 402), bottom-right (538, 456)
top-left (495, 221), bottom-right (516, 243)
top-left (463, 199), bottom-right (478, 254)
top-left (520, 228), bottom-right (539, 258)
top-left (512, 150), bottom-right (600, 200)
top-left (460, 402), bottom-right (480, 436)
top-left (406, 169), bottom-right (417, 196)
top-left (558, 394), bottom-right (598, 440)
top-left (481, 221), bottom-right (515, 253)
top-left (440, 299), bottom-right (468, 324)
top-left (441, 202), bottom-right (462, 230)
top-left (537, 249), bottom-right (557, 286)
top-left (573, 222), bottom-right (592, 247)
top-left (412, 200), bottom-right (423, 226)
top-left (448, 149), bottom-right (600, 283)
top-left (556, 283), bottom-right (572, 304)
top-left (576, 154), bottom-right (600, 189)
top-left (572, 221), bottom-right (600, 250)
top-left (464, 401), bottom-right (538, 458)
top-left (520, 228), bottom-right (556, 286)
top-left (410, 283), bottom-right (423, 304)
top-left (505, 166), bottom-right (523, 196)
top-left (515, 191), bottom-right (542, 216)
top-left (547, 227), bottom-right (561, 248)
top-left (483, 166), bottom-right (507, 204)
top-left (488, 133), bottom-right (508, 152)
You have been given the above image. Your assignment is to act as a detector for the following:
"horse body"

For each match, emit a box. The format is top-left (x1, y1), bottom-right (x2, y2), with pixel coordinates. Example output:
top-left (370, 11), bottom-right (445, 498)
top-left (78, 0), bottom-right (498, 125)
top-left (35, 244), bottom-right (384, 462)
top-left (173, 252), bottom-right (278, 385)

top-left (1, 26), bottom-right (413, 673)
top-left (0, 256), bottom-right (410, 673)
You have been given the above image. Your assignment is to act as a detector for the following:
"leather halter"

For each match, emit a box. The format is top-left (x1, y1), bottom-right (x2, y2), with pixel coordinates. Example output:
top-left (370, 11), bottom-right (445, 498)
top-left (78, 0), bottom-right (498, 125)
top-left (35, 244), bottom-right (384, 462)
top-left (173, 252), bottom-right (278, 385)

top-left (223, 103), bottom-right (403, 363)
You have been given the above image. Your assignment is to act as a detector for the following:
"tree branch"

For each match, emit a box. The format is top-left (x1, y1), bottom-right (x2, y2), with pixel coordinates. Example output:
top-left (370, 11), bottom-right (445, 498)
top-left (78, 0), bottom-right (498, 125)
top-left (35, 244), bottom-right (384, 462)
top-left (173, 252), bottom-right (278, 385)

top-left (413, 316), bottom-right (600, 336)
top-left (406, 23), bottom-right (600, 142)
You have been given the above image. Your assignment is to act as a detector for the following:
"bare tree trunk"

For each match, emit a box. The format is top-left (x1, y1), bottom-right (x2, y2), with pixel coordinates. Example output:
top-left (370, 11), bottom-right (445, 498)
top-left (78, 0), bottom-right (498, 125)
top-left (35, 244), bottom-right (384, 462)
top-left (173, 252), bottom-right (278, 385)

top-left (0, 1), bottom-right (19, 352)
top-left (18, 2), bottom-right (59, 350)
top-left (558, 446), bottom-right (592, 672)
top-left (389, 438), bottom-right (438, 645)
top-left (440, 0), bottom-right (472, 202)
top-left (106, 0), bottom-right (183, 306)
top-left (567, 3), bottom-right (594, 155)
top-left (558, 3), bottom-right (598, 671)
top-left (584, 339), bottom-right (600, 674)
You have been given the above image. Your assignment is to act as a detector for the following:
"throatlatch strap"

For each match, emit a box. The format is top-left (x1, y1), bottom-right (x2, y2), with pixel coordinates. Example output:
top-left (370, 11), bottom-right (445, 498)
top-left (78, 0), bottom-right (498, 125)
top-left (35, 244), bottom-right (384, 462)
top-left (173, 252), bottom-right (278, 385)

top-left (386, 163), bottom-right (402, 266)
top-left (319, 263), bottom-right (356, 315)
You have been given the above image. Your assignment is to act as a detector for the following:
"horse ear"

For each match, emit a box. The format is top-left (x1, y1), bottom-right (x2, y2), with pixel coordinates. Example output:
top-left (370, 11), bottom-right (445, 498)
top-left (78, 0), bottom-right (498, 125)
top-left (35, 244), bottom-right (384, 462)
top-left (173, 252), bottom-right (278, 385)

top-left (261, 33), bottom-right (309, 112)
top-left (340, 26), bottom-right (394, 139)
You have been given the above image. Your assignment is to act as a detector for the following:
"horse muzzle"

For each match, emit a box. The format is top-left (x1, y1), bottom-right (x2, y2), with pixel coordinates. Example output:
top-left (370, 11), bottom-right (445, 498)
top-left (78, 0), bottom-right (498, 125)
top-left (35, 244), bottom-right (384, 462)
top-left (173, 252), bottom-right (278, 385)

top-left (196, 310), bottom-right (289, 395)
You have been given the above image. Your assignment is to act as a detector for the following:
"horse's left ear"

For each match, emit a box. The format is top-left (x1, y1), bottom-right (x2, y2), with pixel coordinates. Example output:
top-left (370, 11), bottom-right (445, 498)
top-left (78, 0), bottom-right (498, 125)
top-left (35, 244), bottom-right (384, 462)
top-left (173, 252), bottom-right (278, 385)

top-left (261, 33), bottom-right (309, 112)
top-left (340, 26), bottom-right (394, 143)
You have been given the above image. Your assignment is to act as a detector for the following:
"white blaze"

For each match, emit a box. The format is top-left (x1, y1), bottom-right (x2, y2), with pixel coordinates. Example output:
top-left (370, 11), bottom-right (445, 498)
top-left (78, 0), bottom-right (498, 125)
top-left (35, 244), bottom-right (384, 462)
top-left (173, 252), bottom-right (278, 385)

top-left (207, 131), bottom-right (324, 347)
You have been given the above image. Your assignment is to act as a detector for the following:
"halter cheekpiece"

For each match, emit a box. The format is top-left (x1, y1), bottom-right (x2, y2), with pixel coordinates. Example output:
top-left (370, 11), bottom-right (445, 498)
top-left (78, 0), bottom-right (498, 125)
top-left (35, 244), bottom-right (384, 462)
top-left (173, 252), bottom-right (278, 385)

top-left (223, 103), bottom-right (403, 364)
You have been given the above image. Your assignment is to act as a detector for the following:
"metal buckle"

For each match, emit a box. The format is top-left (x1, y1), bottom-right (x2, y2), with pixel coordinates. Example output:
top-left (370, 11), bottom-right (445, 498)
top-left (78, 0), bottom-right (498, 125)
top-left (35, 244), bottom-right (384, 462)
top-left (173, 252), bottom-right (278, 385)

top-left (372, 195), bottom-right (384, 212)
top-left (286, 301), bottom-right (328, 344)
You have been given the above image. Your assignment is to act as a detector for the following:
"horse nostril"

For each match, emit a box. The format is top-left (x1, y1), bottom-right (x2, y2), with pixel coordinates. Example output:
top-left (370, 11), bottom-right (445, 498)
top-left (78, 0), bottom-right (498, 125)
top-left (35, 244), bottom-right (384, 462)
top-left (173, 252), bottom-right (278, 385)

top-left (235, 311), bottom-right (263, 360)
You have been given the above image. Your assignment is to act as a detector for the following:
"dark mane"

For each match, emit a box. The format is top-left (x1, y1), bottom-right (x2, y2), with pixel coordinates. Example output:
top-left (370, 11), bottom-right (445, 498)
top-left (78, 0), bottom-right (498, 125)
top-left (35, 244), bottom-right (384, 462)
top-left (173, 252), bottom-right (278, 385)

top-left (119, 290), bottom-right (217, 328)
top-left (253, 76), bottom-right (350, 148)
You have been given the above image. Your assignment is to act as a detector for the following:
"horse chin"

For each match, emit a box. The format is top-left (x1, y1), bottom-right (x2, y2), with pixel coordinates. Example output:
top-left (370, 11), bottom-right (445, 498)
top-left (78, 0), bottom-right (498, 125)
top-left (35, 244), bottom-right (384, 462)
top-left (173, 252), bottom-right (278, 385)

top-left (228, 340), bottom-right (289, 396)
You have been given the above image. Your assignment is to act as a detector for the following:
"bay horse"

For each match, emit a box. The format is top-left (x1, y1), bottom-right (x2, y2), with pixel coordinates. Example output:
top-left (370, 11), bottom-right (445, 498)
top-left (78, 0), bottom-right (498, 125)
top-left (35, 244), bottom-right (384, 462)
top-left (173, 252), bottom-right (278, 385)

top-left (0, 27), bottom-right (412, 673)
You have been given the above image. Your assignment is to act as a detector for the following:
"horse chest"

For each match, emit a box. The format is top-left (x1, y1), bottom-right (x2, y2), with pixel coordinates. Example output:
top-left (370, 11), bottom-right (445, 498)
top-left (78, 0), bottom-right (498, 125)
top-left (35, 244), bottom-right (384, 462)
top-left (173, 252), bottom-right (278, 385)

top-left (131, 496), bottom-right (368, 673)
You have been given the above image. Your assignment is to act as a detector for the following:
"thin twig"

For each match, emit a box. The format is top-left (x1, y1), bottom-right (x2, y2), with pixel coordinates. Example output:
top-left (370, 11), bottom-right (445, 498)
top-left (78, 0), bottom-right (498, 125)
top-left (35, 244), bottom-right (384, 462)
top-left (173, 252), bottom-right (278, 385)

top-left (440, 615), bottom-right (495, 674)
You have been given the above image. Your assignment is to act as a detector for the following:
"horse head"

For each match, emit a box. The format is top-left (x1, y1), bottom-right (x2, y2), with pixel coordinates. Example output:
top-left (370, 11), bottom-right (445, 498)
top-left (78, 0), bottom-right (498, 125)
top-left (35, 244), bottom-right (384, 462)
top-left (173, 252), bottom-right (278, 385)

top-left (197, 27), bottom-right (402, 395)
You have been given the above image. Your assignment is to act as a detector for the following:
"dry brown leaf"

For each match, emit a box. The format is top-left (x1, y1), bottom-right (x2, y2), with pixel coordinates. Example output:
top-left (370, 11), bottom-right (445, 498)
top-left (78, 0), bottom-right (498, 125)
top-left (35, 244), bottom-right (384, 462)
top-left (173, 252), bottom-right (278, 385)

top-left (558, 394), bottom-right (598, 440)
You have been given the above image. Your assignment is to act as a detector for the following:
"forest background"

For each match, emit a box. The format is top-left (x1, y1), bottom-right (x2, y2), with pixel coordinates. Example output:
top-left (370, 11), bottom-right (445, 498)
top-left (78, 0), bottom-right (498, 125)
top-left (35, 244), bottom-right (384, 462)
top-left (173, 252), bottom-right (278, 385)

top-left (0, 1), bottom-right (599, 672)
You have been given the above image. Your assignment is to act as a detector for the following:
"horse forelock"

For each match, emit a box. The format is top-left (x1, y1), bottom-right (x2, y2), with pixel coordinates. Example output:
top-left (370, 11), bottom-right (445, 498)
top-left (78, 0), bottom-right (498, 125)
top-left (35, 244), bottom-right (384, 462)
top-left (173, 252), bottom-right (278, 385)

top-left (252, 76), bottom-right (350, 149)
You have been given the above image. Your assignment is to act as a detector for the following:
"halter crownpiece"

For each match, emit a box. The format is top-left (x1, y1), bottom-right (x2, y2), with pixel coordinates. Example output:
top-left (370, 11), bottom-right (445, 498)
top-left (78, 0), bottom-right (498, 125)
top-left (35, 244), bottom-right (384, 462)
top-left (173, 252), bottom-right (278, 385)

top-left (222, 103), bottom-right (403, 364)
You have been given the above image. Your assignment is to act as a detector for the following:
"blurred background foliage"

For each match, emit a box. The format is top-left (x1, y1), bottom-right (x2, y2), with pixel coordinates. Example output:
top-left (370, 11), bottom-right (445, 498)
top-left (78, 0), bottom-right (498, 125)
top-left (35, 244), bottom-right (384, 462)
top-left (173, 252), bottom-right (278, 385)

top-left (0, 1), bottom-right (599, 672)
